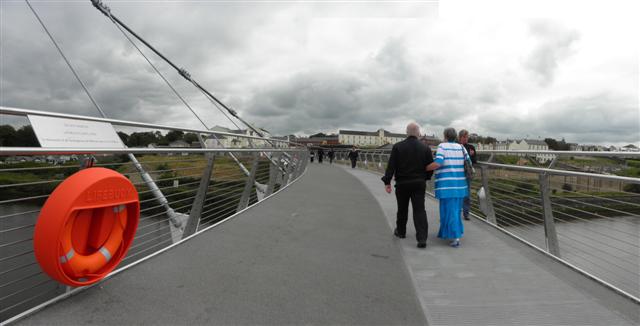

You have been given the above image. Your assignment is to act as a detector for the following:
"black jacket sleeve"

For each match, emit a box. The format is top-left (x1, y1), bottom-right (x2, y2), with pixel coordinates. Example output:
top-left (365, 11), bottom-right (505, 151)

top-left (381, 145), bottom-right (398, 185)
top-left (425, 146), bottom-right (434, 180)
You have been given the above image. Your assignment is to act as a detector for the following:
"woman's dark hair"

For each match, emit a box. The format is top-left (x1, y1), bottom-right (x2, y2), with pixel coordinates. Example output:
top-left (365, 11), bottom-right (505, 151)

top-left (443, 127), bottom-right (457, 142)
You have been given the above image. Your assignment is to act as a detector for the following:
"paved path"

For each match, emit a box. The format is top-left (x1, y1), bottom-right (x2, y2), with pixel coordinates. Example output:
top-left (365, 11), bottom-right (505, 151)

top-left (339, 164), bottom-right (638, 326)
top-left (17, 164), bottom-right (639, 325)
top-left (18, 164), bottom-right (427, 325)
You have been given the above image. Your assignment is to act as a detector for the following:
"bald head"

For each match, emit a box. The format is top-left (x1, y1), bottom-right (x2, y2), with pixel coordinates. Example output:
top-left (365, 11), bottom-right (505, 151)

top-left (406, 122), bottom-right (421, 138)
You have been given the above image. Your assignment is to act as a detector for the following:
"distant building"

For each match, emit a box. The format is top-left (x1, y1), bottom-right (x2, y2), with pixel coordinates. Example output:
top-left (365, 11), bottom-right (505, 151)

top-left (621, 144), bottom-right (639, 152)
top-left (420, 135), bottom-right (441, 147)
top-left (475, 143), bottom-right (493, 151)
top-left (271, 136), bottom-right (292, 148)
top-left (338, 129), bottom-right (408, 147)
top-left (309, 135), bottom-right (340, 145)
top-left (579, 144), bottom-right (607, 152)
top-left (168, 140), bottom-right (189, 148)
top-left (495, 140), bottom-right (510, 151)
top-left (509, 139), bottom-right (554, 162)
top-left (205, 125), bottom-right (271, 148)
top-left (295, 137), bottom-right (325, 147)
top-left (568, 143), bottom-right (580, 151)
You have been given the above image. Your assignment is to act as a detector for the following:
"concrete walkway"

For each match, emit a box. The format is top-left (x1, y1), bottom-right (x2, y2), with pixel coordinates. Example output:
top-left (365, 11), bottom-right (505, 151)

top-left (340, 164), bottom-right (638, 326)
top-left (18, 164), bottom-right (427, 325)
top-left (17, 164), bottom-right (639, 325)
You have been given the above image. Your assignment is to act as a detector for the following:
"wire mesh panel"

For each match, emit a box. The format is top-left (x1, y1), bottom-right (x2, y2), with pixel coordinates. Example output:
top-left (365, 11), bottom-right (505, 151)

top-left (0, 147), bottom-right (307, 322)
top-left (336, 148), bottom-right (639, 300)
top-left (469, 169), bottom-right (547, 248)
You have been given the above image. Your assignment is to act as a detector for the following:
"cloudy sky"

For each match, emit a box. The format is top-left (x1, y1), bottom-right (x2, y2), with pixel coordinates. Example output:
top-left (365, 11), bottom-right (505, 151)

top-left (1, 0), bottom-right (638, 146)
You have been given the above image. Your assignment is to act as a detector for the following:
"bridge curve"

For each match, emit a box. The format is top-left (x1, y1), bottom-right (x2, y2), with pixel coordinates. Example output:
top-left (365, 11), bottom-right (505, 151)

top-left (16, 164), bottom-right (426, 325)
top-left (15, 164), bottom-right (639, 325)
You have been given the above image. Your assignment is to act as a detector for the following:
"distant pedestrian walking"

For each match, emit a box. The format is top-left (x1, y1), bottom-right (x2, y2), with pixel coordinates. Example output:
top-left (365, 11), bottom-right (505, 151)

top-left (310, 151), bottom-right (315, 163)
top-left (382, 122), bottom-right (434, 249)
top-left (458, 129), bottom-right (477, 221)
top-left (427, 127), bottom-right (471, 248)
top-left (328, 149), bottom-right (335, 164)
top-left (317, 148), bottom-right (325, 164)
top-left (348, 147), bottom-right (359, 168)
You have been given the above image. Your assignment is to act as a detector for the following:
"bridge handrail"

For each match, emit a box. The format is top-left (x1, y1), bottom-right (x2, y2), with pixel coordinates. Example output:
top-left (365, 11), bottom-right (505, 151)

top-left (479, 149), bottom-right (640, 157)
top-left (478, 162), bottom-right (640, 184)
top-left (0, 117), bottom-right (310, 323)
top-left (332, 147), bottom-right (640, 157)
top-left (332, 148), bottom-right (640, 182)
top-left (1, 106), bottom-right (303, 147)
top-left (0, 148), bottom-right (305, 156)
top-left (332, 147), bottom-right (639, 303)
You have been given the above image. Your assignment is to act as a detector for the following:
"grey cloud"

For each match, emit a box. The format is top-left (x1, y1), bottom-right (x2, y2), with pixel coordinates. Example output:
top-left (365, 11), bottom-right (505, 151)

top-left (0, 2), bottom-right (283, 128)
top-left (243, 36), bottom-right (506, 136)
top-left (524, 19), bottom-right (580, 86)
top-left (477, 93), bottom-right (639, 144)
top-left (245, 69), bottom-right (365, 134)
top-left (1, 2), bottom-right (635, 147)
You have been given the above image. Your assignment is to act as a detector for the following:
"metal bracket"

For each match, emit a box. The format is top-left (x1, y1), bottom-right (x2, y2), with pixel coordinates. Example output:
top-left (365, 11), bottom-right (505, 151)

top-left (538, 173), bottom-right (561, 257)
top-left (266, 153), bottom-right (281, 196)
top-left (179, 68), bottom-right (191, 80)
top-left (182, 153), bottom-right (215, 239)
top-left (237, 154), bottom-right (260, 212)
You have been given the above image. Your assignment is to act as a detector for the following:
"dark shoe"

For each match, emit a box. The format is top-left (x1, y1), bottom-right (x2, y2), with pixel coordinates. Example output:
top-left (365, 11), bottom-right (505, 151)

top-left (393, 229), bottom-right (406, 239)
top-left (417, 242), bottom-right (427, 249)
top-left (463, 216), bottom-right (470, 221)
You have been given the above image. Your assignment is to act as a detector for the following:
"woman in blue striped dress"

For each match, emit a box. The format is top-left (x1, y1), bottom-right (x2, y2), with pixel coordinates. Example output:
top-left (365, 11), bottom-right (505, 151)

top-left (427, 128), bottom-right (470, 247)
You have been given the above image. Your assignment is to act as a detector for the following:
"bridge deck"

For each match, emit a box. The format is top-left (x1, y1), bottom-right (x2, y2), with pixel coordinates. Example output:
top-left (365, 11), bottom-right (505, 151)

top-left (17, 164), bottom-right (638, 325)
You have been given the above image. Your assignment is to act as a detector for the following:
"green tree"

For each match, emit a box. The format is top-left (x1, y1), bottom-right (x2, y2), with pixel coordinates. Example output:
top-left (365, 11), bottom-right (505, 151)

top-left (0, 125), bottom-right (17, 146)
top-left (117, 131), bottom-right (129, 145)
top-left (127, 131), bottom-right (160, 147)
top-left (184, 133), bottom-right (199, 144)
top-left (544, 138), bottom-right (559, 150)
top-left (15, 125), bottom-right (39, 147)
top-left (166, 130), bottom-right (184, 142)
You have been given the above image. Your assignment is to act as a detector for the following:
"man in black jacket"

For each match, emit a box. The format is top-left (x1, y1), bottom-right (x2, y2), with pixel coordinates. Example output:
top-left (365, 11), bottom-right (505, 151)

top-left (347, 147), bottom-right (359, 168)
top-left (381, 123), bottom-right (434, 248)
top-left (458, 129), bottom-right (477, 220)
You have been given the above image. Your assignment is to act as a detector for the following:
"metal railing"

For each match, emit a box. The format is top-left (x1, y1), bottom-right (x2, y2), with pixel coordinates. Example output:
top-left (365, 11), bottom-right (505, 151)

top-left (0, 109), bottom-right (309, 323)
top-left (333, 147), bottom-right (640, 302)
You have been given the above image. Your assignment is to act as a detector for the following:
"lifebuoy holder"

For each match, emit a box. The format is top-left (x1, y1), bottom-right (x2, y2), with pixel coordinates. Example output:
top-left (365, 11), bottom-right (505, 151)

top-left (34, 167), bottom-right (140, 286)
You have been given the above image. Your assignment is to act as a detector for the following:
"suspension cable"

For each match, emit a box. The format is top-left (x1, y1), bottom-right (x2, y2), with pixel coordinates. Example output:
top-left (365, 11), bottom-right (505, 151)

top-left (24, 0), bottom-right (107, 118)
top-left (90, 0), bottom-right (279, 145)
top-left (105, 9), bottom-right (210, 130)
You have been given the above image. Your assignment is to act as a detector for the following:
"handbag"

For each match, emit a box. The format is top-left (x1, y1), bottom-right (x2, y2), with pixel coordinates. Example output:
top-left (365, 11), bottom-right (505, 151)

top-left (462, 145), bottom-right (475, 181)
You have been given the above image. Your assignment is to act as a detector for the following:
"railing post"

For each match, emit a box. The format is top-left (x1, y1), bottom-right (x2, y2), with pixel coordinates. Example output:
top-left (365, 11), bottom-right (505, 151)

top-left (480, 165), bottom-right (497, 225)
top-left (181, 153), bottom-right (215, 239)
top-left (266, 152), bottom-right (281, 196)
top-left (237, 154), bottom-right (260, 212)
top-left (538, 173), bottom-right (561, 257)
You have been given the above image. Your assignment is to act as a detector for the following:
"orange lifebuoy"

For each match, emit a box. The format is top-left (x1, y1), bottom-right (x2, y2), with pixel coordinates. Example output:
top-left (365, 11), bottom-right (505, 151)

top-left (34, 167), bottom-right (139, 286)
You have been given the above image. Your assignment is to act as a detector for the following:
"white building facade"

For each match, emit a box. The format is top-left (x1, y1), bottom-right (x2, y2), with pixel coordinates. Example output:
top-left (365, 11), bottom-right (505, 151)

top-left (339, 129), bottom-right (406, 147)
top-left (508, 139), bottom-right (554, 162)
top-left (205, 125), bottom-right (272, 148)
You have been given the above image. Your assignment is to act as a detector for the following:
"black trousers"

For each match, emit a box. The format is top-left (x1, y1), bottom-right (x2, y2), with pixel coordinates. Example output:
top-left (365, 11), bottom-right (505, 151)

top-left (350, 159), bottom-right (357, 168)
top-left (395, 182), bottom-right (428, 243)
